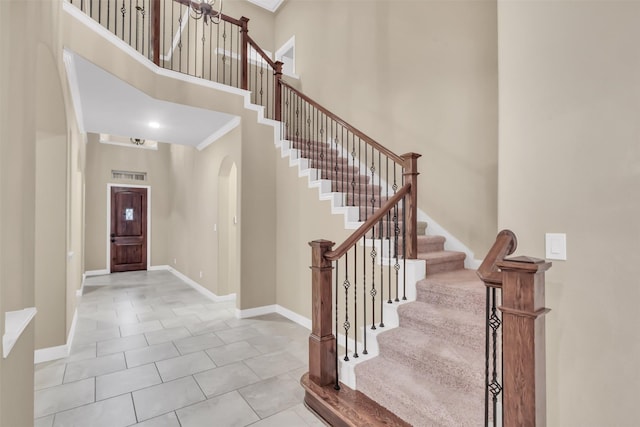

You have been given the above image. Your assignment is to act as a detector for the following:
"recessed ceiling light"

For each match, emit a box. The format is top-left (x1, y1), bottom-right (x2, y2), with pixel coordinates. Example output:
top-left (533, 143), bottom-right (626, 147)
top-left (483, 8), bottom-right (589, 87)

top-left (148, 121), bottom-right (160, 129)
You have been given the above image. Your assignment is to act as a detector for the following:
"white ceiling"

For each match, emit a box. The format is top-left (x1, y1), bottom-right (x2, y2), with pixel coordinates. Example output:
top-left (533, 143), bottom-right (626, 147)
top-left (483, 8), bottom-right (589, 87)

top-left (68, 51), bottom-right (239, 149)
top-left (247, 0), bottom-right (285, 13)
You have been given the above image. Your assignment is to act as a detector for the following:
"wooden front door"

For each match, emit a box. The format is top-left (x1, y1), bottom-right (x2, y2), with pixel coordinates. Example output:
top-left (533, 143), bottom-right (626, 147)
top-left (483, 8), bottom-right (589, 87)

top-left (110, 186), bottom-right (147, 272)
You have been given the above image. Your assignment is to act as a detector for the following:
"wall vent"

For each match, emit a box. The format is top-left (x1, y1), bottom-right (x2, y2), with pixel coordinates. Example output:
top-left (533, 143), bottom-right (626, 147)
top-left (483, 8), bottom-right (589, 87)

top-left (112, 170), bottom-right (147, 181)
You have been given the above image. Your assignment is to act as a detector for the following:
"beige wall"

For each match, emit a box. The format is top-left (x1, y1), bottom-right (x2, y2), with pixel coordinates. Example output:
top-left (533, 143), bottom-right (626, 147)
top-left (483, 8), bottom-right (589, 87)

top-left (275, 148), bottom-right (352, 317)
top-left (1, 0), bottom-right (68, 424)
top-left (35, 133), bottom-right (67, 349)
top-left (225, 0), bottom-right (276, 52)
top-left (84, 136), bottom-right (172, 271)
top-left (274, 0), bottom-right (499, 256)
top-left (167, 127), bottom-right (241, 297)
top-left (498, 1), bottom-right (640, 425)
top-left (34, 38), bottom-right (70, 351)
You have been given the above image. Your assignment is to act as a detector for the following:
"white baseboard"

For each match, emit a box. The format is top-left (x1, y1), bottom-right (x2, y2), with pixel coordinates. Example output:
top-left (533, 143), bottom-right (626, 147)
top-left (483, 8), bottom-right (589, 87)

top-left (235, 304), bottom-right (312, 331)
top-left (85, 269), bottom-right (108, 277)
top-left (34, 344), bottom-right (68, 364)
top-left (275, 305), bottom-right (311, 330)
top-left (161, 266), bottom-right (237, 303)
top-left (34, 308), bottom-right (78, 364)
top-left (235, 305), bottom-right (277, 319)
top-left (148, 264), bottom-right (171, 271)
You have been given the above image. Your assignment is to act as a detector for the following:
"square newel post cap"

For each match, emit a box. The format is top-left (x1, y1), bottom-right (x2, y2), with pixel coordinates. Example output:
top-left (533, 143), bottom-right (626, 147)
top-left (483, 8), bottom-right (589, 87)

top-left (309, 240), bottom-right (335, 249)
top-left (497, 255), bottom-right (552, 274)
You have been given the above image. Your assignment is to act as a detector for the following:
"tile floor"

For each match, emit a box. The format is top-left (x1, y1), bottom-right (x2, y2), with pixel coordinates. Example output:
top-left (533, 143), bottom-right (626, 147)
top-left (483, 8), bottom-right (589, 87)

top-left (34, 270), bottom-right (323, 427)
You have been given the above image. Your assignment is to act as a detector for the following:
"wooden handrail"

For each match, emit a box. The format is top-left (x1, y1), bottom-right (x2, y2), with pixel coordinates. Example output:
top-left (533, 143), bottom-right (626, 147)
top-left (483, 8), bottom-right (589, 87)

top-left (477, 229), bottom-right (518, 287)
top-left (280, 81), bottom-right (404, 164)
top-left (325, 183), bottom-right (411, 261)
top-left (247, 36), bottom-right (278, 70)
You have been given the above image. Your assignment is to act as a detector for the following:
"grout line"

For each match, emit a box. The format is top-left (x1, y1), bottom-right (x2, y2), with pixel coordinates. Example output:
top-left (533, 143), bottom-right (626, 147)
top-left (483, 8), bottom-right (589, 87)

top-left (129, 392), bottom-right (139, 424)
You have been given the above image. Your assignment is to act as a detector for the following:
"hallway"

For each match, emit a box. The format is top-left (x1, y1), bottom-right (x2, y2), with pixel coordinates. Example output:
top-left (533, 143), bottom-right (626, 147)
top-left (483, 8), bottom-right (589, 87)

top-left (34, 271), bottom-right (321, 427)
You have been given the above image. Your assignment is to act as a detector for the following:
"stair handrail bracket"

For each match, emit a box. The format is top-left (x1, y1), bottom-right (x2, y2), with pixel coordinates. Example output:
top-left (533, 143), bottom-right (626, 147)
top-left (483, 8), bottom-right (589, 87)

top-left (478, 230), bottom-right (552, 427)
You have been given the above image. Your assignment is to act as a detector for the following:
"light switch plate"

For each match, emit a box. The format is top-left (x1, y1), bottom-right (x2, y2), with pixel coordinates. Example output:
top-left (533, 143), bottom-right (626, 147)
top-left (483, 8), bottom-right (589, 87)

top-left (545, 233), bottom-right (567, 260)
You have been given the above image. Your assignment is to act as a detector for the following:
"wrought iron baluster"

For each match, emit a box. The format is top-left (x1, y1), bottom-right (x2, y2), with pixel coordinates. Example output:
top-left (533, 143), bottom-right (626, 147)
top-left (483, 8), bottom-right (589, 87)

top-left (364, 141), bottom-right (368, 218)
top-left (387, 216), bottom-right (392, 304)
top-left (229, 20), bottom-right (233, 86)
top-left (343, 257), bottom-right (350, 361)
top-left (259, 62), bottom-right (264, 107)
top-left (201, 20), bottom-right (205, 78)
top-left (120, 0), bottom-right (126, 41)
top-left (485, 286), bottom-right (503, 427)
top-left (334, 261), bottom-right (340, 391)
top-left (362, 234), bottom-right (368, 354)
top-left (358, 137), bottom-right (362, 221)
top-left (223, 22), bottom-right (228, 85)
top-left (379, 214), bottom-right (385, 327)
top-left (350, 133), bottom-right (356, 214)
top-left (186, 8), bottom-right (191, 75)
top-left (177, 6), bottom-right (183, 72)
top-left (353, 244), bottom-right (358, 358)
top-left (393, 161), bottom-right (400, 302)
top-left (402, 195), bottom-right (407, 300)
top-left (370, 228), bottom-right (377, 330)
top-left (209, 21), bottom-right (213, 80)
top-left (129, 0), bottom-right (132, 45)
top-left (370, 146), bottom-right (375, 221)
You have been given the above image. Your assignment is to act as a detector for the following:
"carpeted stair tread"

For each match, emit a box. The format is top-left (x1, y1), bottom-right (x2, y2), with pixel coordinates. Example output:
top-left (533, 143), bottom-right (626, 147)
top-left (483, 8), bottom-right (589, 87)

top-left (397, 301), bottom-right (484, 351)
top-left (375, 327), bottom-right (484, 392)
top-left (417, 250), bottom-right (466, 274)
top-left (400, 235), bottom-right (445, 255)
top-left (418, 235), bottom-right (446, 252)
top-left (355, 355), bottom-right (483, 427)
top-left (416, 269), bottom-right (485, 315)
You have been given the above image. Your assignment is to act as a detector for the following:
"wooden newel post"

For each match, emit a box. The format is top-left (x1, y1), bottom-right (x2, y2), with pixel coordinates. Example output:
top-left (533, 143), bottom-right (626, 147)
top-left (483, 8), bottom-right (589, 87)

top-left (150, 0), bottom-right (161, 65)
top-left (497, 256), bottom-right (551, 427)
top-left (273, 61), bottom-right (283, 121)
top-left (308, 240), bottom-right (337, 387)
top-left (400, 153), bottom-right (421, 259)
top-left (240, 16), bottom-right (250, 90)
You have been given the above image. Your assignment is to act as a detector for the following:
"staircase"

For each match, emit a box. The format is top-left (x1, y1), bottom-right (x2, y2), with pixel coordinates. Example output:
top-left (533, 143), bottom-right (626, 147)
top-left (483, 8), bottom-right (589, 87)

top-left (355, 236), bottom-right (485, 426)
top-left (289, 130), bottom-right (485, 425)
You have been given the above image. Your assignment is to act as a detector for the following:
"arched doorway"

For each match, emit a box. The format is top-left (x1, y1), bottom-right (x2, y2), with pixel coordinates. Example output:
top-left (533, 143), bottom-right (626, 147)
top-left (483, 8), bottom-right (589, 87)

top-left (217, 157), bottom-right (239, 296)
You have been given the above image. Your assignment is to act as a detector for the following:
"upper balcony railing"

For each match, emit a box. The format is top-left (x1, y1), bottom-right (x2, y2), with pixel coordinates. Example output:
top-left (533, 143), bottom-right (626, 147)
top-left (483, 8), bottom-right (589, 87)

top-left (69, 0), bottom-right (282, 118)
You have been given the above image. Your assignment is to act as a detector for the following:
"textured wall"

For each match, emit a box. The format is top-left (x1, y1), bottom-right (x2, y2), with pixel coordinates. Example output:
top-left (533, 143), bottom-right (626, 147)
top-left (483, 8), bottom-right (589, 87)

top-left (498, 1), bottom-right (640, 424)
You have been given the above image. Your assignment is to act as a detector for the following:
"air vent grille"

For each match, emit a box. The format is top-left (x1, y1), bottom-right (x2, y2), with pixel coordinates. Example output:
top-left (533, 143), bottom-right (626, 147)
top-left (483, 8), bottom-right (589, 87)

top-left (112, 170), bottom-right (147, 181)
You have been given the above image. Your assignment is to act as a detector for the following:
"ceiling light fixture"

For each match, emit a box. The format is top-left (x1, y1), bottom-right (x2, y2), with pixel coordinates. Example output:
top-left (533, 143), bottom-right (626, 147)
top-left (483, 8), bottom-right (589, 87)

top-left (130, 138), bottom-right (146, 146)
top-left (148, 121), bottom-right (160, 129)
top-left (188, 0), bottom-right (223, 25)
